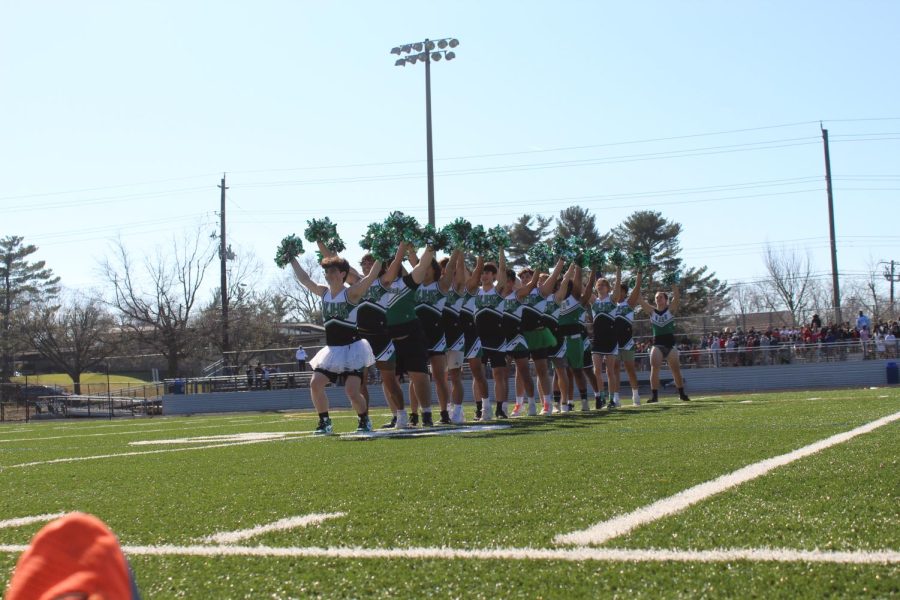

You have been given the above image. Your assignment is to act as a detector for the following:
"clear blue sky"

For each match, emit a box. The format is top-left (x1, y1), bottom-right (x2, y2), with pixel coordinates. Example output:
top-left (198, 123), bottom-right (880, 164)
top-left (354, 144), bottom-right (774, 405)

top-left (2, 1), bottom-right (898, 304)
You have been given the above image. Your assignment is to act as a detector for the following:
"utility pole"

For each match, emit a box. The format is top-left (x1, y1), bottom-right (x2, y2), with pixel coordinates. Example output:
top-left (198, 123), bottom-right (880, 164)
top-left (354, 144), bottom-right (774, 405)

top-left (218, 174), bottom-right (230, 369)
top-left (821, 126), bottom-right (842, 324)
top-left (882, 259), bottom-right (898, 315)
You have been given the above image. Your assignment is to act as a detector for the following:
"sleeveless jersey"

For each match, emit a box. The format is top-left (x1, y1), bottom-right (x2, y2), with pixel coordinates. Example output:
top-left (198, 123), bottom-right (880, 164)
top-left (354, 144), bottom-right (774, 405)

top-left (474, 287), bottom-right (505, 351)
top-left (592, 295), bottom-right (617, 353)
top-left (502, 292), bottom-right (525, 349)
top-left (651, 308), bottom-right (676, 348)
top-left (555, 295), bottom-right (586, 336)
top-left (613, 300), bottom-right (635, 350)
top-left (415, 282), bottom-right (447, 352)
top-left (383, 274), bottom-right (421, 337)
top-left (519, 288), bottom-right (548, 331)
top-left (357, 280), bottom-right (389, 335)
top-left (322, 288), bottom-right (360, 347)
top-left (442, 289), bottom-right (465, 352)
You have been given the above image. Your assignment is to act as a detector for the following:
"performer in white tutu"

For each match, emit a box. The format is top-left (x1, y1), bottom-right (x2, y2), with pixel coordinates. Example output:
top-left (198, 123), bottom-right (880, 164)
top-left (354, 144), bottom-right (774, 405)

top-left (289, 254), bottom-right (383, 435)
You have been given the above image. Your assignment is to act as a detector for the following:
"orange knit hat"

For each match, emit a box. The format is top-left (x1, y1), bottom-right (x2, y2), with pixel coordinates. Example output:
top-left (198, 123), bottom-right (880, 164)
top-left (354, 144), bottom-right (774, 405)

top-left (5, 512), bottom-right (138, 600)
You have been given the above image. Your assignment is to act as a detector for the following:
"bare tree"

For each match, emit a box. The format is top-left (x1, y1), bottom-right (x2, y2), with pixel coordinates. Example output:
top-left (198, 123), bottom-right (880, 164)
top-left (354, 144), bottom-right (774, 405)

top-left (760, 245), bottom-right (815, 327)
top-left (276, 254), bottom-right (324, 324)
top-left (24, 293), bottom-right (116, 394)
top-left (101, 231), bottom-right (215, 378)
top-left (196, 249), bottom-right (290, 371)
top-left (729, 283), bottom-right (766, 330)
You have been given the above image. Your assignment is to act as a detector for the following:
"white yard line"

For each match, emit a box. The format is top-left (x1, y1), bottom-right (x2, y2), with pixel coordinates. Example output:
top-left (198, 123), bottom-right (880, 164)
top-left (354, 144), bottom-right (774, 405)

top-left (1, 435), bottom-right (313, 470)
top-left (0, 513), bottom-right (67, 530)
top-left (339, 424), bottom-right (510, 440)
top-left (555, 410), bottom-right (900, 546)
top-left (0, 420), bottom-right (288, 443)
top-left (130, 432), bottom-right (311, 446)
top-left (202, 513), bottom-right (346, 544)
top-left (0, 543), bottom-right (894, 564)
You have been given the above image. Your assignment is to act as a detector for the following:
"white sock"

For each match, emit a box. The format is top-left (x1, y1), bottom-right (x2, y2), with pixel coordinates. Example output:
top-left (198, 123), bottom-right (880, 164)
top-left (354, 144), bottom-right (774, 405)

top-left (515, 396), bottom-right (524, 406)
top-left (613, 392), bottom-right (620, 403)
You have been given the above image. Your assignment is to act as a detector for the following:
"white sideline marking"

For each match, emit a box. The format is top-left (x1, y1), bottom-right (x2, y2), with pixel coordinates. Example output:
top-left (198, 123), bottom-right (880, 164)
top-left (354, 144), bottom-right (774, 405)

top-left (130, 432), bottom-right (310, 446)
top-left (2, 435), bottom-right (312, 470)
top-left (555, 410), bottom-right (900, 546)
top-left (0, 543), bottom-right (894, 564)
top-left (0, 513), bottom-right (67, 530)
top-left (202, 513), bottom-right (346, 544)
top-left (340, 424), bottom-right (510, 440)
top-left (0, 420), bottom-right (286, 443)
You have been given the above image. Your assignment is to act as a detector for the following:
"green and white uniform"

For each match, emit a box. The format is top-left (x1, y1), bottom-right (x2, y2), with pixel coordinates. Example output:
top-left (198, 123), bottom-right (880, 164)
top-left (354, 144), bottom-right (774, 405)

top-left (554, 295), bottom-right (586, 369)
top-left (651, 308), bottom-right (676, 357)
top-left (309, 288), bottom-right (375, 375)
top-left (415, 281), bottom-right (448, 354)
top-left (591, 295), bottom-right (618, 355)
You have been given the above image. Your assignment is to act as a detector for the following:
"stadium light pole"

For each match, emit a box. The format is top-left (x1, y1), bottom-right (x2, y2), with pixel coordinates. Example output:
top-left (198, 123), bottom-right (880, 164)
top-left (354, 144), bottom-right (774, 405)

top-left (391, 37), bottom-right (459, 227)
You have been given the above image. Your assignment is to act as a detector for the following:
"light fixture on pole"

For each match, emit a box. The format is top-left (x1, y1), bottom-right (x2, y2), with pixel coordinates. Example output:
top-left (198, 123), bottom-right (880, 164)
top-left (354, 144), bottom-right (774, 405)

top-left (390, 37), bottom-right (459, 227)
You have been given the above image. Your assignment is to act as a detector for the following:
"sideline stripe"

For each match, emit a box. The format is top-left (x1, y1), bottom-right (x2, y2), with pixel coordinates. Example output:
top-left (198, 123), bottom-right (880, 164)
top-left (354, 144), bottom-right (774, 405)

top-left (555, 410), bottom-right (900, 546)
top-left (0, 420), bottom-right (287, 443)
top-left (339, 424), bottom-right (510, 440)
top-left (130, 432), bottom-right (312, 446)
top-left (1, 435), bottom-right (313, 470)
top-left (0, 513), bottom-right (67, 530)
top-left (203, 513), bottom-right (345, 544)
top-left (0, 543), bottom-right (894, 564)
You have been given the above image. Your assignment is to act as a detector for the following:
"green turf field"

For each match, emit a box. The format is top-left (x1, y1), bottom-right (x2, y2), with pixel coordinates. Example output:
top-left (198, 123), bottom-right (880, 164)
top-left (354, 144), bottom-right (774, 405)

top-left (1, 389), bottom-right (898, 598)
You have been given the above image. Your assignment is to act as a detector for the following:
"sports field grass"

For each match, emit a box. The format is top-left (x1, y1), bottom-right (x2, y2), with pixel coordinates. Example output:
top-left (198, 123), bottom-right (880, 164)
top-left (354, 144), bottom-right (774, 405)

top-left (1, 388), bottom-right (897, 598)
top-left (10, 372), bottom-right (148, 392)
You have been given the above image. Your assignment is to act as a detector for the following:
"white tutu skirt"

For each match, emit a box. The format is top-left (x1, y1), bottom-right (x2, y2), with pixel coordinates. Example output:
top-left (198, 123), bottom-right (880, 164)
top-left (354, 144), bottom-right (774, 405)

top-left (309, 339), bottom-right (376, 374)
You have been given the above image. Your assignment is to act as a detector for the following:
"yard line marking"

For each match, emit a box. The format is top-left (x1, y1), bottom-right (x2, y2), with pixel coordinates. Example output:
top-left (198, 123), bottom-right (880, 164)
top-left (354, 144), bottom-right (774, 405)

top-left (202, 513), bottom-right (346, 544)
top-left (0, 543), bottom-right (894, 564)
top-left (130, 432), bottom-right (311, 446)
top-left (1, 435), bottom-right (314, 470)
top-left (0, 513), bottom-right (67, 530)
top-left (0, 420), bottom-right (290, 443)
top-left (554, 409), bottom-right (900, 546)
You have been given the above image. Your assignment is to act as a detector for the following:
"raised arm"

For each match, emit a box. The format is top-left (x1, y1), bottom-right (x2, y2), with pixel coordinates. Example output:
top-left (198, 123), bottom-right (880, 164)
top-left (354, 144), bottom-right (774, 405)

top-left (579, 268), bottom-right (597, 306)
top-left (669, 284), bottom-right (681, 314)
top-left (452, 249), bottom-right (467, 293)
top-left (381, 242), bottom-right (407, 286)
top-left (539, 258), bottom-right (565, 298)
top-left (572, 263), bottom-right (584, 301)
top-left (613, 265), bottom-right (622, 302)
top-left (466, 255), bottom-right (484, 294)
top-left (555, 262), bottom-right (576, 303)
top-left (410, 246), bottom-right (434, 285)
top-left (406, 244), bottom-right (420, 268)
top-left (347, 260), bottom-right (383, 304)
top-left (627, 270), bottom-right (643, 307)
top-left (437, 251), bottom-right (455, 293)
top-left (495, 249), bottom-right (508, 290)
top-left (289, 257), bottom-right (327, 297)
top-left (638, 291), bottom-right (655, 316)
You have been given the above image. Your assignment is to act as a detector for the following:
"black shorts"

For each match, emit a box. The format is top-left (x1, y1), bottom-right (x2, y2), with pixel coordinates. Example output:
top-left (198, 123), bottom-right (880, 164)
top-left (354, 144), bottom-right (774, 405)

top-left (508, 348), bottom-right (529, 359)
top-left (393, 327), bottom-right (429, 374)
top-left (314, 367), bottom-right (363, 385)
top-left (653, 344), bottom-right (674, 360)
top-left (360, 331), bottom-right (395, 363)
top-left (482, 349), bottom-right (508, 370)
top-left (530, 346), bottom-right (550, 360)
top-left (592, 336), bottom-right (618, 355)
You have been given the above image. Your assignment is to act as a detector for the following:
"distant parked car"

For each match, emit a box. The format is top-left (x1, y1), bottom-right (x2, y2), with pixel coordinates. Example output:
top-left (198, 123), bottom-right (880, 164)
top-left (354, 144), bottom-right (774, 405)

top-left (18, 385), bottom-right (69, 399)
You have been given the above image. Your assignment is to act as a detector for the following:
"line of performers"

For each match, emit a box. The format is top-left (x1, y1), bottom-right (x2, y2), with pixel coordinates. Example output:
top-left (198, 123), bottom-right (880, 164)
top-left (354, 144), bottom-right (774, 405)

top-left (288, 241), bottom-right (690, 435)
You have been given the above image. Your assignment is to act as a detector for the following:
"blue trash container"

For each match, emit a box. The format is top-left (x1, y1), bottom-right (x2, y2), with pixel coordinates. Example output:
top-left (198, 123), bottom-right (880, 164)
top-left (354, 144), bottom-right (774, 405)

top-left (887, 362), bottom-right (899, 385)
top-left (173, 379), bottom-right (185, 394)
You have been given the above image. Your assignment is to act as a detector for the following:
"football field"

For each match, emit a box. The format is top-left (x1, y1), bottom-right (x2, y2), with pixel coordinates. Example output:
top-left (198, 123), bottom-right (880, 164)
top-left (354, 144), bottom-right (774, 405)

top-left (1, 388), bottom-right (898, 598)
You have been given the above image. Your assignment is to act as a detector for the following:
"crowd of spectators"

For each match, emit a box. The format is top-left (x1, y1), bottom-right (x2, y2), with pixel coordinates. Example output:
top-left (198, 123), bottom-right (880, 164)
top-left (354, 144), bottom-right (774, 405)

top-left (626, 311), bottom-right (899, 370)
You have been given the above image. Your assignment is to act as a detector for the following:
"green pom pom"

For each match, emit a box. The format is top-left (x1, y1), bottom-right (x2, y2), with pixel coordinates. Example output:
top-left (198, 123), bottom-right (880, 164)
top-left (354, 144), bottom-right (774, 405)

top-left (384, 211), bottom-right (421, 244)
top-left (582, 247), bottom-right (606, 269)
top-left (417, 224), bottom-right (450, 251)
top-left (467, 225), bottom-right (490, 256)
top-left (275, 234), bottom-right (304, 268)
top-left (627, 251), bottom-right (651, 271)
top-left (304, 217), bottom-right (346, 257)
top-left (527, 241), bottom-right (553, 272)
top-left (663, 270), bottom-right (682, 286)
top-left (486, 225), bottom-right (511, 251)
top-left (360, 222), bottom-right (396, 262)
top-left (608, 247), bottom-right (626, 267)
top-left (444, 218), bottom-right (472, 249)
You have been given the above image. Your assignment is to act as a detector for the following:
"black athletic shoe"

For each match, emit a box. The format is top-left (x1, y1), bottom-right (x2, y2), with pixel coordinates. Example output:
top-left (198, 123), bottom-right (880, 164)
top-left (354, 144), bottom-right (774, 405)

top-left (381, 416), bottom-right (397, 429)
top-left (648, 397), bottom-right (659, 404)
top-left (474, 409), bottom-right (483, 420)
top-left (595, 398), bottom-right (606, 410)
top-left (439, 410), bottom-right (452, 425)
top-left (495, 406), bottom-right (508, 419)
top-left (422, 412), bottom-right (434, 427)
top-left (409, 413), bottom-right (420, 426)
top-left (679, 394), bottom-right (691, 402)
